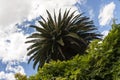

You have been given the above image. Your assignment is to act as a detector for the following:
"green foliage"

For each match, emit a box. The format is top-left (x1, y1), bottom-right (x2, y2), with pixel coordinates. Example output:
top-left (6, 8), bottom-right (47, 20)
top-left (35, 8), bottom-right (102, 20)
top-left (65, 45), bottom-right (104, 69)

top-left (84, 23), bottom-right (120, 79)
top-left (23, 23), bottom-right (120, 80)
top-left (15, 23), bottom-right (120, 80)
top-left (26, 9), bottom-right (101, 69)
top-left (14, 73), bottom-right (27, 80)
top-left (25, 55), bottom-right (89, 80)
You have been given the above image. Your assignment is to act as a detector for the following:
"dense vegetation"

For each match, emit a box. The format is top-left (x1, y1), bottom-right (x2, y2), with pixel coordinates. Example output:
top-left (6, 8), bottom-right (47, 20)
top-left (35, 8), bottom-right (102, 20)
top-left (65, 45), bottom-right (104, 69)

top-left (15, 23), bottom-right (120, 80)
top-left (25, 9), bottom-right (101, 69)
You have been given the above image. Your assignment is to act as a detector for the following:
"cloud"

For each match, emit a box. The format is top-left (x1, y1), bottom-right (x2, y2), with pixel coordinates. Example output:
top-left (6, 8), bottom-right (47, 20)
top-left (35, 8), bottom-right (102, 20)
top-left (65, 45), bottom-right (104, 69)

top-left (0, 31), bottom-right (29, 63)
top-left (0, 61), bottom-right (25, 80)
top-left (77, 0), bottom-right (87, 5)
top-left (0, 0), bottom-right (31, 27)
top-left (89, 9), bottom-right (94, 19)
top-left (0, 24), bottom-right (29, 80)
top-left (98, 2), bottom-right (116, 26)
top-left (28, 0), bottom-right (79, 20)
top-left (102, 30), bottom-right (109, 38)
top-left (0, 0), bottom-right (79, 27)
top-left (0, 60), bottom-right (25, 80)
top-left (0, 71), bottom-right (16, 80)
top-left (5, 61), bottom-right (25, 74)
top-left (0, 31), bottom-right (28, 80)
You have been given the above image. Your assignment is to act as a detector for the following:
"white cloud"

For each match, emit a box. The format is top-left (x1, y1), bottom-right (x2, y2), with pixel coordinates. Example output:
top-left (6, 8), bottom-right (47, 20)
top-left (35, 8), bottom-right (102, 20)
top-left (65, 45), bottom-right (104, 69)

top-left (0, 0), bottom-right (79, 27)
top-left (98, 2), bottom-right (116, 26)
top-left (102, 30), bottom-right (109, 38)
top-left (0, 25), bottom-right (28, 80)
top-left (6, 62), bottom-right (25, 74)
top-left (77, 0), bottom-right (87, 5)
top-left (89, 9), bottom-right (94, 19)
top-left (0, 0), bottom-right (31, 27)
top-left (0, 31), bottom-right (29, 63)
top-left (0, 61), bottom-right (25, 80)
top-left (0, 70), bottom-right (25, 80)
top-left (28, 0), bottom-right (79, 20)
top-left (0, 71), bottom-right (15, 80)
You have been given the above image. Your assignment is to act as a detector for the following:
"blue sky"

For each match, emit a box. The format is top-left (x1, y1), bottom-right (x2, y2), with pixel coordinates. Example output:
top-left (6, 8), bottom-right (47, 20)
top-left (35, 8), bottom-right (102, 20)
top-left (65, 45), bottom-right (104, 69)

top-left (0, 0), bottom-right (120, 80)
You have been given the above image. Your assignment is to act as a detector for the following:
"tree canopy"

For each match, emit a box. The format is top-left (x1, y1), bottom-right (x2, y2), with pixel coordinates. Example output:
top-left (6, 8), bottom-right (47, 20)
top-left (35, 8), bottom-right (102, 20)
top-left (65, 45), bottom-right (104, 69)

top-left (25, 9), bottom-right (101, 69)
top-left (15, 9), bottom-right (120, 80)
top-left (15, 23), bottom-right (120, 80)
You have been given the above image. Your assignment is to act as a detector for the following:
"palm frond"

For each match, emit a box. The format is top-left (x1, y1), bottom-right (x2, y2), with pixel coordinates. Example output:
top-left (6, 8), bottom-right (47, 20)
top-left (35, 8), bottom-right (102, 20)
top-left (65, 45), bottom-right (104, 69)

top-left (26, 9), bottom-right (102, 70)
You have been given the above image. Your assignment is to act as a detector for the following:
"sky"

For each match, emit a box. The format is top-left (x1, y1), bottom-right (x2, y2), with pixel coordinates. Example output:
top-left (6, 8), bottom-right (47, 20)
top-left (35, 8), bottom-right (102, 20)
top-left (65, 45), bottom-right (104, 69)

top-left (0, 0), bottom-right (120, 80)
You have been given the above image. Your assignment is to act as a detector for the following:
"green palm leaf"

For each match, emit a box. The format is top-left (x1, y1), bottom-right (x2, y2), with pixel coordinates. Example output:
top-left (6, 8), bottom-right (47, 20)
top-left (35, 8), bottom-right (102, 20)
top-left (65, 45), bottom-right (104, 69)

top-left (57, 38), bottom-right (64, 46)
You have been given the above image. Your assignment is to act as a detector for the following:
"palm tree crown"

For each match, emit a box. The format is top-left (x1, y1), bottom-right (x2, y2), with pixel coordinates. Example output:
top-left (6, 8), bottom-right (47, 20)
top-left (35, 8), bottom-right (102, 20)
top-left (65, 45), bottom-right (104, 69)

top-left (26, 9), bottom-right (102, 69)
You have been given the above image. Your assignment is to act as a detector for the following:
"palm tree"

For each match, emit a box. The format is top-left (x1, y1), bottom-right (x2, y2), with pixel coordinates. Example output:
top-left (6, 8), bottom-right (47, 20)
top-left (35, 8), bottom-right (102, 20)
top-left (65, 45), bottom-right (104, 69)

top-left (26, 9), bottom-right (101, 69)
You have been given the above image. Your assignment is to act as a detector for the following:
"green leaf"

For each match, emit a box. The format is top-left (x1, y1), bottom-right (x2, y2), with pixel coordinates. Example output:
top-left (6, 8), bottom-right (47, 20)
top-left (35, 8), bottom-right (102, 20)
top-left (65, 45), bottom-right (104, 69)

top-left (27, 43), bottom-right (40, 50)
top-left (30, 25), bottom-right (48, 34)
top-left (57, 38), bottom-right (64, 46)
top-left (66, 32), bottom-right (87, 45)
top-left (27, 47), bottom-right (41, 56)
top-left (46, 10), bottom-right (54, 25)
top-left (65, 33), bottom-right (80, 39)
top-left (26, 33), bottom-right (41, 38)
top-left (58, 46), bottom-right (66, 60)
top-left (25, 39), bottom-right (40, 43)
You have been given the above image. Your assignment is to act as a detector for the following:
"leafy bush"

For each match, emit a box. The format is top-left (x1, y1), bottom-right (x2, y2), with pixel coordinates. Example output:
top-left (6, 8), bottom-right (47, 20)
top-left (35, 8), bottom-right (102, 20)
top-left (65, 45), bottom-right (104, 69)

top-left (15, 73), bottom-right (27, 80)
